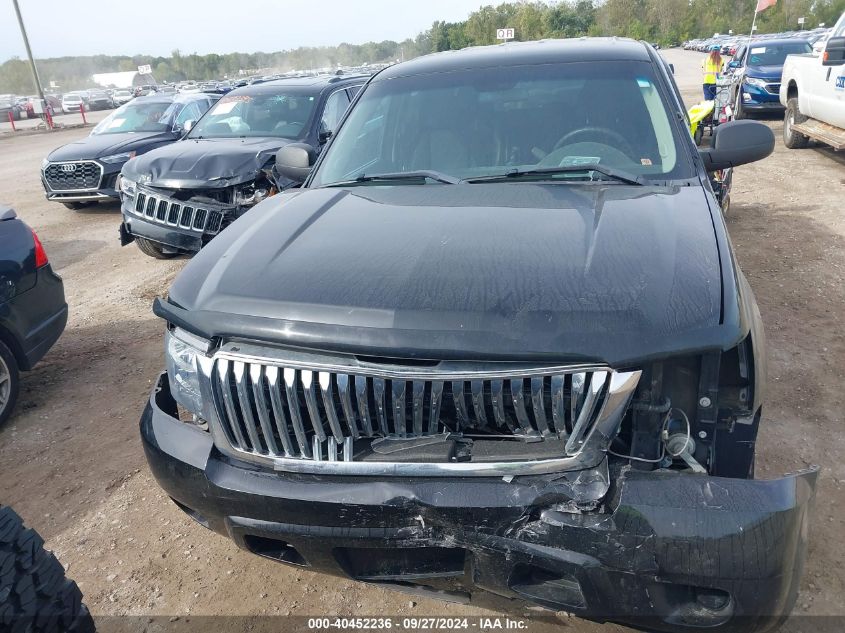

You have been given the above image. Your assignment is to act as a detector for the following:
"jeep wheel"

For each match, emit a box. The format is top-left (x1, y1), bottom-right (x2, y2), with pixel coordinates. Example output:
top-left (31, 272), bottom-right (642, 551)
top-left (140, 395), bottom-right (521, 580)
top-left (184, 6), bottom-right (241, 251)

top-left (783, 98), bottom-right (809, 149)
top-left (0, 341), bottom-right (19, 427)
top-left (135, 237), bottom-right (177, 259)
top-left (0, 506), bottom-right (95, 633)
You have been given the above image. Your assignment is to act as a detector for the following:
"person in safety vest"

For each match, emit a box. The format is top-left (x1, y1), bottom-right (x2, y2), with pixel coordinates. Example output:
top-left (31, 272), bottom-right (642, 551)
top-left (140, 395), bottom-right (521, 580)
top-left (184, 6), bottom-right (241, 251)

top-left (701, 45), bottom-right (722, 100)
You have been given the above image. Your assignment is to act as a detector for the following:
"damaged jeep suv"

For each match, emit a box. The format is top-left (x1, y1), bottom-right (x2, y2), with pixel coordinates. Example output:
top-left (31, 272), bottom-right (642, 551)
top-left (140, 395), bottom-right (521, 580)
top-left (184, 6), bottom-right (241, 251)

top-left (141, 39), bottom-right (817, 632)
top-left (118, 74), bottom-right (366, 259)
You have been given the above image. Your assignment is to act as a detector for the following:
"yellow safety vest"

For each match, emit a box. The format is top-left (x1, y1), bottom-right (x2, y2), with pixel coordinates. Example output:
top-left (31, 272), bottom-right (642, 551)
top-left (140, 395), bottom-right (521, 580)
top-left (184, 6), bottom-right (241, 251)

top-left (702, 58), bottom-right (720, 84)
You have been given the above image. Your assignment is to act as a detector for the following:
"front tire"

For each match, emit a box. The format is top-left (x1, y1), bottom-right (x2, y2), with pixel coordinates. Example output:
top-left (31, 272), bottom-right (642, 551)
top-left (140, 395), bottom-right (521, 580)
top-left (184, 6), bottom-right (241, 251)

top-left (135, 237), bottom-right (177, 259)
top-left (733, 93), bottom-right (747, 120)
top-left (0, 506), bottom-right (95, 633)
top-left (0, 341), bottom-right (19, 427)
top-left (783, 98), bottom-right (809, 149)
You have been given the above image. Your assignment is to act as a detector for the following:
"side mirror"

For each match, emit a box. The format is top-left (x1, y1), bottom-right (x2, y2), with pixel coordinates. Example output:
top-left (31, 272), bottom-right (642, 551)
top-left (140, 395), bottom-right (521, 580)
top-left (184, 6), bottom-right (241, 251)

top-left (727, 60), bottom-right (740, 69)
top-left (823, 36), bottom-right (845, 66)
top-left (176, 120), bottom-right (195, 137)
top-left (699, 120), bottom-right (774, 171)
top-left (275, 143), bottom-right (317, 183)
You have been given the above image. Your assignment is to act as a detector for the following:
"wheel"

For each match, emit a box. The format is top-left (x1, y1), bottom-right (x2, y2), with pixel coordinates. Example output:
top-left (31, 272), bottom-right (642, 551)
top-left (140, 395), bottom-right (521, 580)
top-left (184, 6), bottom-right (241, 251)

top-left (0, 340), bottom-right (19, 427)
top-left (0, 506), bottom-right (95, 633)
top-left (733, 93), bottom-right (746, 120)
top-left (783, 98), bottom-right (809, 149)
top-left (135, 237), bottom-right (177, 259)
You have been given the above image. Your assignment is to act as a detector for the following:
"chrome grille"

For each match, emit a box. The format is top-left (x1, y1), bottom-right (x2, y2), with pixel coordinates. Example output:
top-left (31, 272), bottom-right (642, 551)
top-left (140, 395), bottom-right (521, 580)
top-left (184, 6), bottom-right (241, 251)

top-left (43, 161), bottom-right (102, 191)
top-left (132, 190), bottom-right (224, 234)
top-left (206, 350), bottom-right (640, 474)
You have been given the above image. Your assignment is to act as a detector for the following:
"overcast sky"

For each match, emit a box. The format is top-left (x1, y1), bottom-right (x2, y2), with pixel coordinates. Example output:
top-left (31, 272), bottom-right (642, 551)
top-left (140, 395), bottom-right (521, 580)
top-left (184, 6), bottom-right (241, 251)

top-left (2, 0), bottom-right (493, 61)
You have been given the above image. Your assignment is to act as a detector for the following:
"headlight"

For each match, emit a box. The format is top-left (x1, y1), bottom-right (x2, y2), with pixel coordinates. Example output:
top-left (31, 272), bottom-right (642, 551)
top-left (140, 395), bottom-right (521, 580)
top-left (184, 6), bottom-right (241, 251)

top-left (100, 151), bottom-right (136, 164)
top-left (117, 175), bottom-right (136, 198)
top-left (234, 184), bottom-right (270, 207)
top-left (744, 77), bottom-right (768, 89)
top-left (165, 327), bottom-right (210, 417)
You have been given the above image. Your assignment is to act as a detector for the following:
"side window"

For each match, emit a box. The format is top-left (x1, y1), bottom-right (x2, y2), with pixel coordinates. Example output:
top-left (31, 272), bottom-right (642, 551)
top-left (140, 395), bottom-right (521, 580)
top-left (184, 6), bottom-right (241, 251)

top-left (175, 102), bottom-right (200, 127)
top-left (320, 89), bottom-right (351, 138)
top-left (834, 19), bottom-right (845, 38)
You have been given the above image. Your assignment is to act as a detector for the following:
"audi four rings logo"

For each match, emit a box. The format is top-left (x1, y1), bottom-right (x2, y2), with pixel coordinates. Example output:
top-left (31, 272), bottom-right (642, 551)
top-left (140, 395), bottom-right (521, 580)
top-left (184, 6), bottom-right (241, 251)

top-left (59, 164), bottom-right (77, 173)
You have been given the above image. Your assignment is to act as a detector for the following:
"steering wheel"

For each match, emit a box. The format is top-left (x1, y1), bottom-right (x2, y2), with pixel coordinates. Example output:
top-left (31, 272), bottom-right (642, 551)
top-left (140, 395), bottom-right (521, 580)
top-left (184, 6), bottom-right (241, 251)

top-left (553, 127), bottom-right (635, 157)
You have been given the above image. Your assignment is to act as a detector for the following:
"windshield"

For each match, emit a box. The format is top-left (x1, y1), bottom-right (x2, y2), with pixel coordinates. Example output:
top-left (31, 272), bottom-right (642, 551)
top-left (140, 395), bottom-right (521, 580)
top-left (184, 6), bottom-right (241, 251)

top-left (91, 100), bottom-right (179, 134)
top-left (747, 42), bottom-right (812, 65)
top-left (311, 61), bottom-right (691, 187)
top-left (187, 92), bottom-right (317, 139)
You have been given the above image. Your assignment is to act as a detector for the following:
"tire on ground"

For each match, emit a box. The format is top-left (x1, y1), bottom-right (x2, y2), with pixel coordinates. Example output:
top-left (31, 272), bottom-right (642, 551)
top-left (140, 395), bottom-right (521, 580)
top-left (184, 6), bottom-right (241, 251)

top-left (0, 340), bottom-right (19, 427)
top-left (783, 97), bottom-right (809, 150)
top-left (0, 506), bottom-right (95, 633)
top-left (135, 237), bottom-right (177, 259)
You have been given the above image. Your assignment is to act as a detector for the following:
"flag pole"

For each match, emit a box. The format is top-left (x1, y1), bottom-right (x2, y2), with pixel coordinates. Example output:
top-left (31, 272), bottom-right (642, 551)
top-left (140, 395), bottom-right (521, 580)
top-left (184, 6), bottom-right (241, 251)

top-left (749, 5), bottom-right (758, 40)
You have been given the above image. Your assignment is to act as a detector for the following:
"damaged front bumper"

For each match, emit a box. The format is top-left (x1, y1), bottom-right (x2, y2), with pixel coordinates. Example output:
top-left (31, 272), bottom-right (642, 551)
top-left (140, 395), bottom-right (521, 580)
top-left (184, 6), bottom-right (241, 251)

top-left (141, 374), bottom-right (817, 633)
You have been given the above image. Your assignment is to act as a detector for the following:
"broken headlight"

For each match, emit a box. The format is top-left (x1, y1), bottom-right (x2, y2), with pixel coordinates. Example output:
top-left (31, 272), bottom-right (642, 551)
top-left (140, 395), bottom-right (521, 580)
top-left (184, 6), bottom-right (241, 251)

top-left (165, 327), bottom-right (209, 417)
top-left (234, 183), bottom-right (270, 207)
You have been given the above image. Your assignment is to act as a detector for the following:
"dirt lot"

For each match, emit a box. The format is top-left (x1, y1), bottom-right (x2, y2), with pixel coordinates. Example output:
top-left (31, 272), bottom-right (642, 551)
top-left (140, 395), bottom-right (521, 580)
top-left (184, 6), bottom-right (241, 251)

top-left (0, 49), bottom-right (843, 632)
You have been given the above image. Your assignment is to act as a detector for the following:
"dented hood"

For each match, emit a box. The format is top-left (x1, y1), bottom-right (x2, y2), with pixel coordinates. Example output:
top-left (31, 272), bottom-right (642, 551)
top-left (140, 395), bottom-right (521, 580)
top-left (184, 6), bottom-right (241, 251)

top-left (122, 137), bottom-right (290, 188)
top-left (165, 183), bottom-right (729, 365)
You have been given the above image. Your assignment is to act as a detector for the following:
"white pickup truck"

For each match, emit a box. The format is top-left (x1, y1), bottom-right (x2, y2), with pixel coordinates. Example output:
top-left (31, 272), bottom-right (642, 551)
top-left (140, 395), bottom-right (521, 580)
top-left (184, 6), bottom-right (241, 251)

top-left (780, 10), bottom-right (845, 149)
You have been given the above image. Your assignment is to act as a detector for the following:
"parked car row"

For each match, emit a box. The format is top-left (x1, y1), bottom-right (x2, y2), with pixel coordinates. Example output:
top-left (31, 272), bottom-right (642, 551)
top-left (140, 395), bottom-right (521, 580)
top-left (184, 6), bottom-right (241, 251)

top-left (684, 26), bottom-right (830, 56)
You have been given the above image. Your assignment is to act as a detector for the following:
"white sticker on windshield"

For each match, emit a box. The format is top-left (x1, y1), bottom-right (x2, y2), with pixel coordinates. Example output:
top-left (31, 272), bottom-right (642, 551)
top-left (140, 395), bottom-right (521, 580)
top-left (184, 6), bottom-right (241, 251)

top-left (213, 101), bottom-right (238, 114)
top-left (560, 156), bottom-right (601, 167)
top-left (108, 118), bottom-right (125, 128)
top-left (750, 47), bottom-right (766, 54)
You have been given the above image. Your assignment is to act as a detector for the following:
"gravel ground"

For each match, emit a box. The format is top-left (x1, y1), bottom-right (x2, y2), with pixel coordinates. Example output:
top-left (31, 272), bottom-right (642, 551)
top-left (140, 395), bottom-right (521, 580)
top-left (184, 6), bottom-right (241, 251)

top-left (0, 49), bottom-right (843, 633)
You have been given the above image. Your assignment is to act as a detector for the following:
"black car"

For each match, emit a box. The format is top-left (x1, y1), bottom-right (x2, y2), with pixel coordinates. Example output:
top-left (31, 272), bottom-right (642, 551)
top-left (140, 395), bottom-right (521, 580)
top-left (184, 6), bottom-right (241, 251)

top-left (41, 93), bottom-right (218, 209)
top-left (118, 74), bottom-right (367, 259)
top-left (0, 206), bottom-right (67, 425)
top-left (141, 39), bottom-right (816, 631)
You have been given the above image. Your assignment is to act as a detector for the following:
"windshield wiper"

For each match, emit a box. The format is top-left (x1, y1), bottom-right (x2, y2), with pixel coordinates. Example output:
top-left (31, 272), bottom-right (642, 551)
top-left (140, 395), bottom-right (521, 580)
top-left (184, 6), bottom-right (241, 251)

top-left (462, 165), bottom-right (645, 186)
top-left (324, 170), bottom-right (461, 187)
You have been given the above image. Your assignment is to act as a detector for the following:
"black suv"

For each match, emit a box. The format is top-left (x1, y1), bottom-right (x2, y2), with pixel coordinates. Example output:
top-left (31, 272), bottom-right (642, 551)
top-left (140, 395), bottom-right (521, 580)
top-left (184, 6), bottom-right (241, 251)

top-left (0, 206), bottom-right (67, 425)
top-left (41, 93), bottom-right (218, 209)
top-left (141, 40), bottom-right (816, 632)
top-left (118, 74), bottom-right (367, 259)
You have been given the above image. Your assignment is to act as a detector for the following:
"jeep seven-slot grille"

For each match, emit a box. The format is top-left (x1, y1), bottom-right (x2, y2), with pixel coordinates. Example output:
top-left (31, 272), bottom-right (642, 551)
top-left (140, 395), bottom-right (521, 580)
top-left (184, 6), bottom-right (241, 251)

top-left (133, 190), bottom-right (224, 234)
top-left (43, 161), bottom-right (102, 191)
top-left (211, 359), bottom-right (612, 462)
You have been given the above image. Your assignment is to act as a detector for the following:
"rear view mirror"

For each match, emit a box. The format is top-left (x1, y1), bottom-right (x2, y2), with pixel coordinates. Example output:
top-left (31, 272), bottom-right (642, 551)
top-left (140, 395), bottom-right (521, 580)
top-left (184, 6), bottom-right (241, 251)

top-left (275, 143), bottom-right (317, 183)
top-left (699, 120), bottom-right (774, 171)
top-left (823, 36), bottom-right (845, 66)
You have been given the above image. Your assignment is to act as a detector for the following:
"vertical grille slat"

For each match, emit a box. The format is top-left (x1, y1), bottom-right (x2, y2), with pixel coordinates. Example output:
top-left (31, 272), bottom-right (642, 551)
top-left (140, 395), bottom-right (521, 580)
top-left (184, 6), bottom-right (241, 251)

top-left (284, 368), bottom-right (311, 458)
top-left (264, 366), bottom-right (295, 456)
top-left (301, 370), bottom-right (327, 442)
top-left (392, 380), bottom-right (407, 436)
top-left (210, 359), bottom-right (637, 467)
top-left (510, 379), bottom-right (534, 434)
top-left (373, 378), bottom-right (388, 436)
top-left (336, 373), bottom-right (360, 439)
top-left (233, 361), bottom-right (264, 452)
top-left (551, 374), bottom-right (567, 437)
top-left (411, 381), bottom-right (425, 436)
top-left (566, 371), bottom-right (607, 454)
top-left (429, 380), bottom-right (444, 434)
top-left (217, 359), bottom-right (247, 449)
top-left (470, 380), bottom-right (488, 429)
top-left (531, 377), bottom-right (550, 436)
top-left (354, 376), bottom-right (375, 436)
top-left (318, 371), bottom-right (345, 443)
top-left (250, 364), bottom-right (281, 456)
top-left (452, 381), bottom-right (469, 430)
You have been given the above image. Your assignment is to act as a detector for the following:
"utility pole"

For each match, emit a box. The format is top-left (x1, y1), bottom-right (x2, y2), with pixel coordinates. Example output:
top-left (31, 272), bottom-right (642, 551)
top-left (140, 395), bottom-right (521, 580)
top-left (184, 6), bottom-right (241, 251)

top-left (11, 0), bottom-right (47, 103)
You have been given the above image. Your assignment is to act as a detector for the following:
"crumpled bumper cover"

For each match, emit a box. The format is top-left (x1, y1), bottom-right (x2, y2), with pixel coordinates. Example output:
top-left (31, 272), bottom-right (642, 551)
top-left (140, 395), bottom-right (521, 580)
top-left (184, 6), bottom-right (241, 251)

top-left (141, 373), bottom-right (817, 633)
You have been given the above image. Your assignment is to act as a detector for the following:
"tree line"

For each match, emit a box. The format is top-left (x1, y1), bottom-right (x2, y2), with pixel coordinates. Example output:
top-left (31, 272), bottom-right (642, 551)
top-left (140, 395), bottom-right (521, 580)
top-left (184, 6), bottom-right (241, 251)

top-left (2, 0), bottom-right (844, 94)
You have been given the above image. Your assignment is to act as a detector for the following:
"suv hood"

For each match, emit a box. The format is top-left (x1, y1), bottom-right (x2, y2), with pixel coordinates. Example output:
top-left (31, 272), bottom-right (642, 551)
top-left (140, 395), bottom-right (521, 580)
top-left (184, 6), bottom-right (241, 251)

top-left (165, 184), bottom-right (731, 365)
top-left (745, 65), bottom-right (784, 80)
top-left (47, 131), bottom-right (175, 162)
top-left (122, 137), bottom-right (291, 189)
